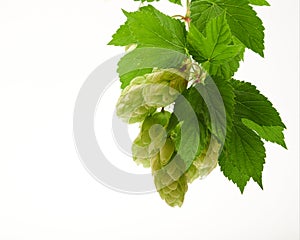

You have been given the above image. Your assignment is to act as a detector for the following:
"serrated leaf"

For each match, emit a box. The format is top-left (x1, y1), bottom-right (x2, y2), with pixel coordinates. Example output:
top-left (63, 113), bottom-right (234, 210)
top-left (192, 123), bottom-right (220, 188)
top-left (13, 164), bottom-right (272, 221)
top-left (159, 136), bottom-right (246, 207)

top-left (118, 47), bottom-right (186, 89)
top-left (171, 77), bottom-right (234, 170)
top-left (203, 37), bottom-right (245, 79)
top-left (218, 152), bottom-right (250, 192)
top-left (230, 79), bottom-right (286, 128)
top-left (115, 5), bottom-right (188, 88)
top-left (219, 120), bottom-right (266, 192)
top-left (188, 14), bottom-right (243, 62)
top-left (134, 0), bottom-right (181, 5)
top-left (187, 14), bottom-right (244, 79)
top-left (219, 79), bottom-right (286, 191)
top-left (108, 21), bottom-right (136, 46)
top-left (248, 0), bottom-right (270, 6)
top-left (169, 0), bottom-right (182, 5)
top-left (242, 119), bottom-right (287, 148)
top-left (126, 5), bottom-right (187, 52)
top-left (189, 78), bottom-right (235, 142)
top-left (191, 0), bottom-right (265, 56)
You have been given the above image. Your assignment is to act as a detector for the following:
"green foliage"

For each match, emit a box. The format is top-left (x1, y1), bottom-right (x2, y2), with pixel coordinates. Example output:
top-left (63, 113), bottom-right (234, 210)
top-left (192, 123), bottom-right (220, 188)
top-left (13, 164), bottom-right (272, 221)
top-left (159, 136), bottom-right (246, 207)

top-left (187, 14), bottom-right (244, 79)
top-left (242, 119), bottom-right (286, 148)
top-left (109, 0), bottom-right (286, 207)
top-left (248, 0), bottom-right (270, 6)
top-left (134, 0), bottom-right (182, 5)
top-left (219, 120), bottom-right (266, 192)
top-left (230, 80), bottom-right (286, 128)
top-left (190, 0), bottom-right (265, 56)
top-left (110, 6), bottom-right (187, 52)
top-left (218, 79), bottom-right (286, 191)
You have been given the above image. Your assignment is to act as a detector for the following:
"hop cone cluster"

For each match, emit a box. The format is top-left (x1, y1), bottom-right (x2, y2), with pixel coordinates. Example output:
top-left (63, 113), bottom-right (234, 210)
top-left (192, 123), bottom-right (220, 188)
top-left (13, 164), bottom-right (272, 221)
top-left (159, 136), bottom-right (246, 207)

top-left (116, 67), bottom-right (222, 207)
top-left (132, 111), bottom-right (188, 207)
top-left (116, 68), bottom-right (187, 123)
top-left (131, 111), bottom-right (222, 207)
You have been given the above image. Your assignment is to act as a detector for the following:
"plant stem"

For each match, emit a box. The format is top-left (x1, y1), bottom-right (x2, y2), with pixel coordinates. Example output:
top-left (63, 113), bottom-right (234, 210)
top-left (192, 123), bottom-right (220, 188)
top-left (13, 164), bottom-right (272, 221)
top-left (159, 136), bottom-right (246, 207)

top-left (186, 0), bottom-right (191, 18)
top-left (185, 0), bottom-right (191, 27)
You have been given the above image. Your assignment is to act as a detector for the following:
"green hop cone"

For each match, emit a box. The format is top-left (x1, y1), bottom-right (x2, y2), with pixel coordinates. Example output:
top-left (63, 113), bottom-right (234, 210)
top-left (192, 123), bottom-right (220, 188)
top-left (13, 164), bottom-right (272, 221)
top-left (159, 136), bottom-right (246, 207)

top-left (131, 136), bottom-right (151, 168)
top-left (116, 68), bottom-right (188, 123)
top-left (132, 111), bottom-right (171, 168)
top-left (116, 76), bottom-right (156, 123)
top-left (185, 135), bottom-right (221, 183)
top-left (143, 68), bottom-right (188, 107)
top-left (151, 139), bottom-right (188, 207)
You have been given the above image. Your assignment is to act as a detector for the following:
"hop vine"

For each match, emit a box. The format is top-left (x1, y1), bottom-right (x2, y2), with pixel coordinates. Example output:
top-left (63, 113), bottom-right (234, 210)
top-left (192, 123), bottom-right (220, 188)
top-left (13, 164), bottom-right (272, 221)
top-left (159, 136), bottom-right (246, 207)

top-left (109, 0), bottom-right (286, 207)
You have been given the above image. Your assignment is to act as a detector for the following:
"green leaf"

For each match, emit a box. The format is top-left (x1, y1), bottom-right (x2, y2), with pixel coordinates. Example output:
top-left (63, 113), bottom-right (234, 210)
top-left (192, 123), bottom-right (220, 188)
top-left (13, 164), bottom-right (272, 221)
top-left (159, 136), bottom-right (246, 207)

top-left (219, 152), bottom-right (250, 192)
top-left (171, 89), bottom-right (210, 157)
top-left (134, 0), bottom-right (181, 4)
top-left (108, 20), bottom-right (136, 46)
top-left (188, 14), bottom-right (243, 62)
top-left (187, 14), bottom-right (244, 79)
top-left (203, 37), bottom-right (245, 80)
top-left (219, 79), bottom-right (286, 191)
top-left (190, 0), bottom-right (265, 56)
top-left (172, 93), bottom-right (200, 168)
top-left (188, 78), bottom-right (235, 142)
top-left (230, 79), bottom-right (286, 128)
top-left (248, 0), bottom-right (270, 6)
top-left (118, 47), bottom-right (186, 89)
top-left (119, 68), bottom-right (153, 89)
top-left (219, 120), bottom-right (266, 192)
top-left (171, 77), bottom-right (234, 170)
top-left (115, 6), bottom-right (188, 88)
top-left (169, 0), bottom-right (182, 5)
top-left (242, 119), bottom-right (287, 148)
top-left (126, 5), bottom-right (187, 52)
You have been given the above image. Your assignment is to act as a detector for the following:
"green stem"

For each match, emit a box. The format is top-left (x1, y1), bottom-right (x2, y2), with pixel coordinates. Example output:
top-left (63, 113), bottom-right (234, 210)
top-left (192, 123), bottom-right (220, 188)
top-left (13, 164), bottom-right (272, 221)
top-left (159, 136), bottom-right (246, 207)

top-left (186, 0), bottom-right (191, 18)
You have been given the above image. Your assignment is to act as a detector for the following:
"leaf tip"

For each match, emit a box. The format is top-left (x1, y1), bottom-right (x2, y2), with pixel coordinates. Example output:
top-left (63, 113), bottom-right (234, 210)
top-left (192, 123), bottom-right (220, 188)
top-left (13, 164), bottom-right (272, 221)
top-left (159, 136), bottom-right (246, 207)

top-left (238, 184), bottom-right (245, 194)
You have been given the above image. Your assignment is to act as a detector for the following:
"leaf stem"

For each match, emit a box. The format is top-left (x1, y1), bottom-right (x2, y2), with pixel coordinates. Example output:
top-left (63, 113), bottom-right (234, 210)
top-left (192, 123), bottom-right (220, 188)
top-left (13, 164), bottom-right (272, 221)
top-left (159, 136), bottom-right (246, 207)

top-left (185, 0), bottom-right (191, 27)
top-left (186, 0), bottom-right (191, 17)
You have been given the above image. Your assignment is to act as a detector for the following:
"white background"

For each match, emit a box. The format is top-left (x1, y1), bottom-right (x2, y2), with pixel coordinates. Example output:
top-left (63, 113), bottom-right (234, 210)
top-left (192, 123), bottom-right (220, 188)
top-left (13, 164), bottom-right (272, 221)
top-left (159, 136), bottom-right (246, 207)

top-left (0, 0), bottom-right (299, 239)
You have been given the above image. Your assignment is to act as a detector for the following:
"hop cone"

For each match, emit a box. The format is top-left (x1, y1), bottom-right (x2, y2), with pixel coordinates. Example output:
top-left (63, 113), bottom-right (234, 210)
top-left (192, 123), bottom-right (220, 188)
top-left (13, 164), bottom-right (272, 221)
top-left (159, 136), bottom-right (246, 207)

top-left (151, 138), bottom-right (188, 207)
top-left (116, 69), bottom-right (187, 123)
top-left (142, 68), bottom-right (188, 107)
top-left (132, 111), bottom-right (171, 168)
top-left (116, 76), bottom-right (156, 123)
top-left (185, 135), bottom-right (221, 183)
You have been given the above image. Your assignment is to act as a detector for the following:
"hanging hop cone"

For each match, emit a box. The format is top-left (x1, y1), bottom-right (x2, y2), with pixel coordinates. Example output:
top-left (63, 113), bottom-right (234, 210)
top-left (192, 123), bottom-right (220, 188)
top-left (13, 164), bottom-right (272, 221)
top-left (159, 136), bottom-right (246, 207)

top-left (151, 144), bottom-right (188, 207)
top-left (132, 111), bottom-right (171, 168)
top-left (116, 68), bottom-right (188, 123)
top-left (185, 135), bottom-right (221, 183)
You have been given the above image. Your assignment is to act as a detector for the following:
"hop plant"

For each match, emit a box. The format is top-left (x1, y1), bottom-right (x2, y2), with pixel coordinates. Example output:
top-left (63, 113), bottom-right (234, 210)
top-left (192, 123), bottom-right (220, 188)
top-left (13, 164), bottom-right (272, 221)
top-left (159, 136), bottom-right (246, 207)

top-left (109, 0), bottom-right (286, 207)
